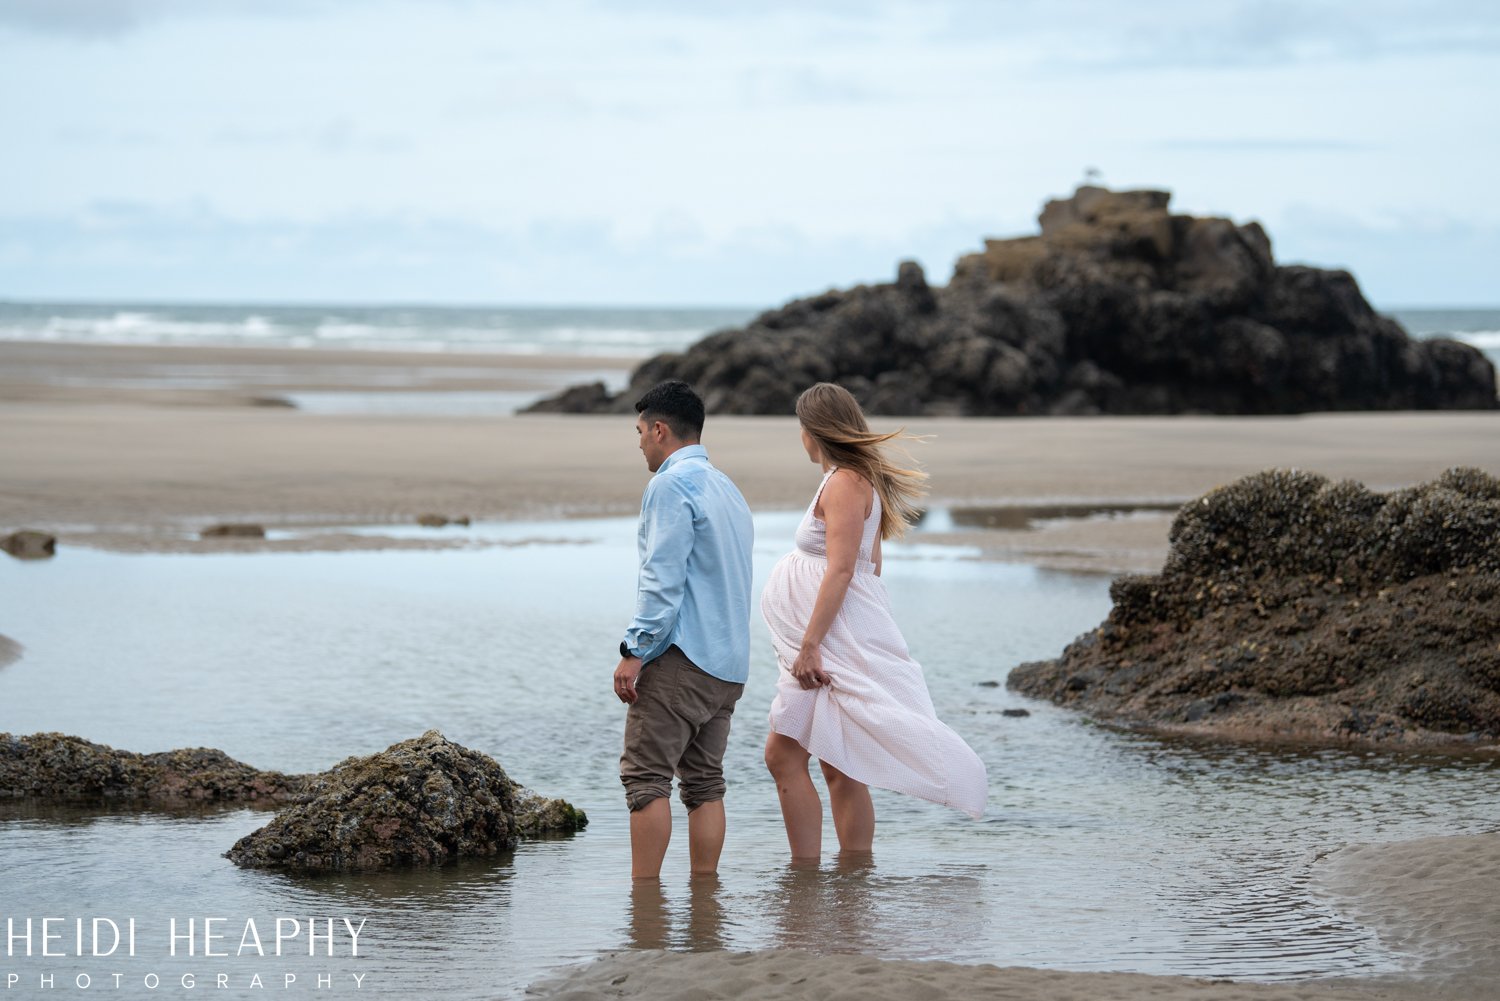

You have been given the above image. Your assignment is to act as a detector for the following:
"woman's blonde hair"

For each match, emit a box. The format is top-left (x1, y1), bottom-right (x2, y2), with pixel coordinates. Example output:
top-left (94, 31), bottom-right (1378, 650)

top-left (795, 382), bottom-right (928, 541)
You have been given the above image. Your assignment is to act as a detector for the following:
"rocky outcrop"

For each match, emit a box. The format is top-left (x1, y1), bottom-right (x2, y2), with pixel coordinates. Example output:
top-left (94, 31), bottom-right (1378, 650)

top-left (200, 523), bottom-right (266, 539)
top-left (526, 185), bottom-right (1496, 416)
top-left (1008, 468), bottom-right (1500, 746)
top-left (3, 530), bottom-right (56, 559)
top-left (2, 731), bottom-right (588, 867)
top-left (416, 513), bottom-right (471, 528)
top-left (0, 732), bottom-right (309, 802)
top-left (224, 731), bottom-right (585, 872)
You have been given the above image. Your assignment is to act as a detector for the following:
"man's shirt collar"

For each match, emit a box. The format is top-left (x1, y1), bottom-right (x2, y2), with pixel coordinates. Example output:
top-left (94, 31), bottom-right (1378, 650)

top-left (657, 443), bottom-right (707, 474)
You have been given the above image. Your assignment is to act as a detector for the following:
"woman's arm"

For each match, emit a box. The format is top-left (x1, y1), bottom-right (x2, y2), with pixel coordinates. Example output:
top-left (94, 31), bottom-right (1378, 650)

top-left (790, 470), bottom-right (871, 689)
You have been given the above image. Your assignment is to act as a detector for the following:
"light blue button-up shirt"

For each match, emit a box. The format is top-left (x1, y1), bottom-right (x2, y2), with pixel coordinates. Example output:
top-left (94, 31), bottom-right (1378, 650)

top-left (623, 444), bottom-right (754, 684)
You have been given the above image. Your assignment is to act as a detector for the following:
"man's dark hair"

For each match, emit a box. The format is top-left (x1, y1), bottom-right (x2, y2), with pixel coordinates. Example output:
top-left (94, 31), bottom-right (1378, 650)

top-left (635, 380), bottom-right (705, 441)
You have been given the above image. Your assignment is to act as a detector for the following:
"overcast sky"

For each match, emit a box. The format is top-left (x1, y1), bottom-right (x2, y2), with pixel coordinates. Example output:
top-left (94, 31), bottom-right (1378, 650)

top-left (2, 0), bottom-right (1496, 306)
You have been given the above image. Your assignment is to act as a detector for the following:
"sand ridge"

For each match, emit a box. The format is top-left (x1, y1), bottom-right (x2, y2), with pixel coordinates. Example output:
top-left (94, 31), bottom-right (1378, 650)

top-left (527, 947), bottom-right (1412, 1000)
top-left (1317, 833), bottom-right (1500, 996)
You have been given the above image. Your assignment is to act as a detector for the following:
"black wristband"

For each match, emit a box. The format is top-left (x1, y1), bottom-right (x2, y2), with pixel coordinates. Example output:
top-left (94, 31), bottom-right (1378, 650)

top-left (619, 640), bottom-right (632, 659)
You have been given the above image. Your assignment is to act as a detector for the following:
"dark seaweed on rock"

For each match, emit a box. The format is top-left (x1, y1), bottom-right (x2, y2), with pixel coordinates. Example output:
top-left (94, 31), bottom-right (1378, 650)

top-left (1008, 468), bottom-right (1500, 746)
top-left (525, 185), bottom-right (1497, 417)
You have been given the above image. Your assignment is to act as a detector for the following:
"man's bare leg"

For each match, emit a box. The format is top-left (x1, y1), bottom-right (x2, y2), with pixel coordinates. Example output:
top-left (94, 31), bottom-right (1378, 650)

top-left (687, 800), bottom-right (726, 875)
top-left (630, 796), bottom-right (672, 879)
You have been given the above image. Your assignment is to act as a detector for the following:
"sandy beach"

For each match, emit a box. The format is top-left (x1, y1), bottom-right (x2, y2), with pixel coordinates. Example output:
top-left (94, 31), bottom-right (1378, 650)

top-left (0, 339), bottom-right (631, 407)
top-left (4, 342), bottom-right (1499, 1000)
top-left (2, 342), bottom-right (1497, 572)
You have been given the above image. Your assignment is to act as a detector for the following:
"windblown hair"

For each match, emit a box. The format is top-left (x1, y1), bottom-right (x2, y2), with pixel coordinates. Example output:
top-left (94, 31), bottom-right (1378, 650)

top-left (795, 382), bottom-right (928, 541)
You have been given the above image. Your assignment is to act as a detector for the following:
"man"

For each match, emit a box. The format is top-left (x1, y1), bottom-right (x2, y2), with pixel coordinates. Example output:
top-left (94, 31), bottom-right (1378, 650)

top-left (614, 380), bottom-right (754, 880)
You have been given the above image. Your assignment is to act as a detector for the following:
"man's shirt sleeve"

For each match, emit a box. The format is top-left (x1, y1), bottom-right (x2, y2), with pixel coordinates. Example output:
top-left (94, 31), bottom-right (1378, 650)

top-left (623, 477), bottom-right (694, 663)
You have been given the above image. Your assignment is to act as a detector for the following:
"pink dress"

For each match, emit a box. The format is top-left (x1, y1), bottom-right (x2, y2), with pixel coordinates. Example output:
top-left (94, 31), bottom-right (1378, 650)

top-left (761, 468), bottom-right (989, 819)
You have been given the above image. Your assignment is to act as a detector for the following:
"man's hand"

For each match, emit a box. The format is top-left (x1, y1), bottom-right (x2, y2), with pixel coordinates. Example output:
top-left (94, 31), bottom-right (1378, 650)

top-left (791, 644), bottom-right (831, 690)
top-left (614, 656), bottom-right (644, 704)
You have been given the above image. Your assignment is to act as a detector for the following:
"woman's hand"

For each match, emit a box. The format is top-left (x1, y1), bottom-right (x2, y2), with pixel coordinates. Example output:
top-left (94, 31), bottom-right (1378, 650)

top-left (791, 643), bottom-right (831, 690)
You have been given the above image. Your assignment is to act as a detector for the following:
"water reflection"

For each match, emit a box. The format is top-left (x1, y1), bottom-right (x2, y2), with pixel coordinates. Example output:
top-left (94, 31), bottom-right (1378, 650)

top-left (933, 501), bottom-right (1182, 532)
top-left (626, 876), bottom-right (728, 952)
top-left (770, 855), bottom-right (878, 953)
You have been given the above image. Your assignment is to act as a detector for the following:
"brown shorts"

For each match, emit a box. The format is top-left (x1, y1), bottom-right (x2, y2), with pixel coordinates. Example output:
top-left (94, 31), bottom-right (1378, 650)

top-left (620, 645), bottom-right (744, 812)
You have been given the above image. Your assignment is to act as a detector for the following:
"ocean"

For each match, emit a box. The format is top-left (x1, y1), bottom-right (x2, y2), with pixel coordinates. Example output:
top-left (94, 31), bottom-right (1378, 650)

top-left (0, 302), bottom-right (759, 359)
top-left (0, 301), bottom-right (1495, 367)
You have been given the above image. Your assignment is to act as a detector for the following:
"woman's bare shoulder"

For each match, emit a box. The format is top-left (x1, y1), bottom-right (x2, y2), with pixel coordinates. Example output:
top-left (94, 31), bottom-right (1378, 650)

top-left (821, 468), bottom-right (874, 514)
top-left (825, 467), bottom-right (873, 493)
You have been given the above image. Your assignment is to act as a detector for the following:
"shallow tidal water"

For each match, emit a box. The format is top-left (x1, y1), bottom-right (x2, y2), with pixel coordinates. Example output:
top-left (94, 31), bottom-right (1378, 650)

top-left (3, 512), bottom-right (1499, 999)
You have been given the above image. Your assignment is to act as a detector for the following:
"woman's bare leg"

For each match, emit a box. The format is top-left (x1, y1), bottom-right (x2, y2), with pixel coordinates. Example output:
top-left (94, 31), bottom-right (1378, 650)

top-left (765, 733), bottom-right (822, 860)
top-left (820, 761), bottom-right (874, 854)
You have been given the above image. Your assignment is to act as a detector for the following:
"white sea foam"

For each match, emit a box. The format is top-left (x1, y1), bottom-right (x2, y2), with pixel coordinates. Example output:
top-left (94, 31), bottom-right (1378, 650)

top-left (10, 303), bottom-right (1481, 360)
top-left (1, 311), bottom-right (291, 345)
top-left (0, 304), bottom-right (752, 357)
top-left (1454, 330), bottom-right (1500, 349)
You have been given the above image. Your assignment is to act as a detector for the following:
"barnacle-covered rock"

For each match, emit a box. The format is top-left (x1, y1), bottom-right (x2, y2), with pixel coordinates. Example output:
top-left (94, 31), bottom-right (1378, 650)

top-left (0, 732), bottom-right (308, 802)
top-left (224, 730), bottom-right (586, 873)
top-left (1, 731), bottom-right (588, 868)
top-left (1009, 468), bottom-right (1500, 747)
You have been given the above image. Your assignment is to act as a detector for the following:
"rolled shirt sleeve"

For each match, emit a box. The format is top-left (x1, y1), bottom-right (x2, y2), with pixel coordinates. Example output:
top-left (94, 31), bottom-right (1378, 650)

top-left (623, 476), bottom-right (695, 663)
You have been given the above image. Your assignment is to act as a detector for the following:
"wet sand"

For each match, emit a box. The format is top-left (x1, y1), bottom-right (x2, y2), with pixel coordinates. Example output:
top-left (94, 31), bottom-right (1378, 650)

top-left (1, 347), bottom-right (1496, 572)
top-left (534, 833), bottom-right (1500, 998)
top-left (0, 339), bottom-right (628, 407)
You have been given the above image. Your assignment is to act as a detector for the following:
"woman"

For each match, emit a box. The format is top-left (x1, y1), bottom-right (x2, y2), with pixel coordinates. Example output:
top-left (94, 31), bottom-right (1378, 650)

top-left (761, 383), bottom-right (988, 861)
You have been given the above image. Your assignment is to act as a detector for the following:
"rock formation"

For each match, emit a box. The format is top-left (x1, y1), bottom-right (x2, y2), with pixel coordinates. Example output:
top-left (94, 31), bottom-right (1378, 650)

top-left (416, 513), bottom-right (471, 528)
top-left (224, 731), bottom-right (585, 872)
top-left (2, 530), bottom-right (56, 559)
top-left (1, 731), bottom-right (587, 869)
top-left (200, 523), bottom-right (266, 539)
top-left (0, 732), bottom-right (308, 802)
top-left (1007, 468), bottom-right (1500, 746)
top-left (526, 185), bottom-right (1496, 416)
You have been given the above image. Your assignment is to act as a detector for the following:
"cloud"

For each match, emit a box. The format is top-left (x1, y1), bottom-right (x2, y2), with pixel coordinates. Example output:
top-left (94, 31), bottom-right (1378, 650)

top-left (1153, 138), bottom-right (1376, 153)
top-left (1273, 204), bottom-right (1500, 307)
top-left (53, 126), bottom-right (164, 147)
top-left (0, 201), bottom-right (999, 305)
top-left (211, 120), bottom-right (413, 155)
top-left (0, 0), bottom-right (148, 38)
top-left (935, 0), bottom-right (1500, 71)
top-left (0, 0), bottom-right (335, 39)
top-left (737, 64), bottom-right (884, 107)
